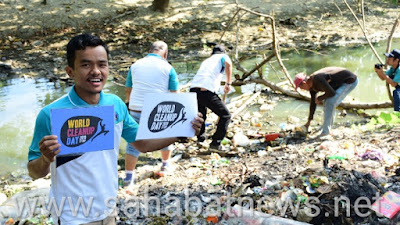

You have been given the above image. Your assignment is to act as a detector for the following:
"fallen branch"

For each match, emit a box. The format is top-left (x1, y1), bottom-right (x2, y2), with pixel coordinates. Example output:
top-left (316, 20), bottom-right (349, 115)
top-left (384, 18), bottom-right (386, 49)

top-left (236, 6), bottom-right (295, 89)
top-left (241, 53), bottom-right (275, 80)
top-left (235, 78), bottom-right (392, 110)
top-left (231, 92), bottom-right (261, 118)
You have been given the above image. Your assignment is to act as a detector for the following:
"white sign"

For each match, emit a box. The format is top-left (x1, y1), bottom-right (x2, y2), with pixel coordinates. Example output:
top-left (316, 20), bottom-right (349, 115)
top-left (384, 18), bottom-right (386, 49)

top-left (136, 93), bottom-right (198, 140)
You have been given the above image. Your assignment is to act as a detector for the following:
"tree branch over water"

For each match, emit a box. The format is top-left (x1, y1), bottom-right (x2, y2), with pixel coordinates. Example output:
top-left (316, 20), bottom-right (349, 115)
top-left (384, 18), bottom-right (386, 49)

top-left (342, 0), bottom-right (394, 103)
top-left (218, 2), bottom-right (394, 111)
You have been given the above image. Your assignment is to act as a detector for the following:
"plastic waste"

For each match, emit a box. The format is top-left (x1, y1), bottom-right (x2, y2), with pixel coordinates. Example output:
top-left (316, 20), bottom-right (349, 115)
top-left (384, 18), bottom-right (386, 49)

top-left (206, 215), bottom-right (219, 224)
top-left (221, 138), bottom-right (231, 145)
top-left (265, 133), bottom-right (280, 141)
top-left (257, 150), bottom-right (267, 157)
top-left (118, 177), bottom-right (123, 188)
top-left (223, 205), bottom-right (312, 224)
top-left (359, 149), bottom-right (383, 161)
top-left (305, 147), bottom-right (314, 152)
top-left (297, 195), bottom-right (308, 203)
top-left (5, 218), bottom-right (15, 225)
top-left (279, 123), bottom-right (287, 131)
top-left (210, 178), bottom-right (222, 185)
top-left (371, 191), bottom-right (400, 219)
top-left (306, 186), bottom-right (316, 194)
top-left (327, 155), bottom-right (347, 160)
top-left (154, 171), bottom-right (165, 177)
top-left (232, 132), bottom-right (250, 147)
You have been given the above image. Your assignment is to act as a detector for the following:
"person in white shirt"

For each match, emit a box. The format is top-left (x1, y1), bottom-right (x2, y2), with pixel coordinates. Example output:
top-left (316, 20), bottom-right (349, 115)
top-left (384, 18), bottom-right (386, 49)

top-left (27, 34), bottom-right (203, 225)
top-left (123, 41), bottom-right (179, 186)
top-left (189, 44), bottom-right (232, 150)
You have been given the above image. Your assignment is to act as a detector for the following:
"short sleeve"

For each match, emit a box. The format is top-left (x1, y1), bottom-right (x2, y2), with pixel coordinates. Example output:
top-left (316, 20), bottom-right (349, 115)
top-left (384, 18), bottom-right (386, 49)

top-left (28, 109), bottom-right (51, 161)
top-left (125, 67), bottom-right (133, 88)
top-left (121, 102), bottom-right (139, 143)
top-left (168, 67), bottom-right (179, 91)
top-left (393, 69), bottom-right (400, 83)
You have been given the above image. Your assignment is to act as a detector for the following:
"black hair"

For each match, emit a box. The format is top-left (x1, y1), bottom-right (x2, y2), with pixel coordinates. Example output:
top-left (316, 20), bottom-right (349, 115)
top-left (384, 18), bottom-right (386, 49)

top-left (66, 33), bottom-right (109, 68)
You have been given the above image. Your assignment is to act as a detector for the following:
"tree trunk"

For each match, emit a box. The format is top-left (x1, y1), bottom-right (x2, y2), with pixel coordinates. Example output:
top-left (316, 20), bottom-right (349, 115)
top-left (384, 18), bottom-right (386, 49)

top-left (152, 0), bottom-right (169, 13)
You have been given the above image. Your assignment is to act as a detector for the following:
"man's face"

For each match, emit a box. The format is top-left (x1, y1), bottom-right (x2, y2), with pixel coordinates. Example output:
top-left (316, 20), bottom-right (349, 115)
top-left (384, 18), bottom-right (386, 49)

top-left (298, 79), bottom-right (311, 90)
top-left (387, 57), bottom-right (400, 67)
top-left (66, 46), bottom-right (109, 103)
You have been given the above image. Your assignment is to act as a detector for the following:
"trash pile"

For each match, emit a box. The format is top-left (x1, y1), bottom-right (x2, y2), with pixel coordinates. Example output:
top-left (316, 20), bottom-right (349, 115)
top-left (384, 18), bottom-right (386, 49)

top-left (112, 96), bottom-right (400, 224)
top-left (1, 94), bottom-right (400, 224)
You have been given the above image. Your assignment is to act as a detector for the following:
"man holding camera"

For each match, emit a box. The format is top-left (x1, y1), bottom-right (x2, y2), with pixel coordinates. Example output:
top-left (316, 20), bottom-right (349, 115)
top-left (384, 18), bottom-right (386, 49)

top-left (374, 49), bottom-right (400, 111)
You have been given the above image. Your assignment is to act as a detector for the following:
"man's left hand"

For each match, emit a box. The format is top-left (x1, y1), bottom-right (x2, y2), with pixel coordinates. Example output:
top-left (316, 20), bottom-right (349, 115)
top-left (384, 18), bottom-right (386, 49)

top-left (191, 112), bottom-right (204, 136)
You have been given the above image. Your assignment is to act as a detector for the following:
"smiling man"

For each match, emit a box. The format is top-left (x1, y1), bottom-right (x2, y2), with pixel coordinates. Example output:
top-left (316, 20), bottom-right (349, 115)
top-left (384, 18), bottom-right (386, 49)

top-left (27, 33), bottom-right (203, 225)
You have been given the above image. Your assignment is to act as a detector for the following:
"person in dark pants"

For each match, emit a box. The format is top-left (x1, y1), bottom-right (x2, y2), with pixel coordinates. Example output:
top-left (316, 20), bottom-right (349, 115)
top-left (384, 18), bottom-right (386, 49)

top-left (374, 49), bottom-right (400, 111)
top-left (190, 44), bottom-right (232, 150)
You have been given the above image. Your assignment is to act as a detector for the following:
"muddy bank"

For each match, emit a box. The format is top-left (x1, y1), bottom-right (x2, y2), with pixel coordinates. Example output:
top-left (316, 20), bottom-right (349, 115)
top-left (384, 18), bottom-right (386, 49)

top-left (1, 0), bottom-right (400, 224)
top-left (1, 0), bottom-right (400, 80)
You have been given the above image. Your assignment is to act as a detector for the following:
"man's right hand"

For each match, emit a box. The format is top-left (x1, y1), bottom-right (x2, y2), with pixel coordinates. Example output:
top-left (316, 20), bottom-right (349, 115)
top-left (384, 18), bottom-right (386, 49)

top-left (39, 135), bottom-right (61, 163)
top-left (304, 121), bottom-right (311, 130)
top-left (224, 84), bottom-right (231, 94)
top-left (374, 66), bottom-right (386, 80)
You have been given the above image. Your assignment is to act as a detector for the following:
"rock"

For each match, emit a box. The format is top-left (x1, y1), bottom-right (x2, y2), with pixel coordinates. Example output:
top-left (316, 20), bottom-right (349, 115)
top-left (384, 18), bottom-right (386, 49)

top-left (32, 40), bottom-right (44, 47)
top-left (29, 178), bottom-right (51, 189)
top-left (0, 188), bottom-right (50, 219)
top-left (0, 205), bottom-right (18, 219)
top-left (296, 207), bottom-right (314, 222)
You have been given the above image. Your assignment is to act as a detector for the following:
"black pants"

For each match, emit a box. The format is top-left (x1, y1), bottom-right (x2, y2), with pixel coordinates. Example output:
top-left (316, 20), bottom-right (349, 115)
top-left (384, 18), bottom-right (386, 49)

top-left (190, 88), bottom-right (231, 145)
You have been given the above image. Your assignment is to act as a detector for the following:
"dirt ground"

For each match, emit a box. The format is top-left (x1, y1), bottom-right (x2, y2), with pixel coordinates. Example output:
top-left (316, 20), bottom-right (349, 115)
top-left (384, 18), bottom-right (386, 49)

top-left (1, 0), bottom-right (400, 224)
top-left (1, 0), bottom-right (400, 79)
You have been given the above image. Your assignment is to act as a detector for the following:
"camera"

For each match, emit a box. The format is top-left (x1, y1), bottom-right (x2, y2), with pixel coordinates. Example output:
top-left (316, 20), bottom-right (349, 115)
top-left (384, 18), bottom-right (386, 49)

top-left (375, 63), bottom-right (384, 69)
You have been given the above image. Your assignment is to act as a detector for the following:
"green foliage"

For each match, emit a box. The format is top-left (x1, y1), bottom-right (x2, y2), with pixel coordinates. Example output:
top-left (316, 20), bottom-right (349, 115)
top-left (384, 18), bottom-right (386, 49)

top-left (390, 0), bottom-right (400, 5)
top-left (26, 215), bottom-right (53, 225)
top-left (370, 111), bottom-right (400, 125)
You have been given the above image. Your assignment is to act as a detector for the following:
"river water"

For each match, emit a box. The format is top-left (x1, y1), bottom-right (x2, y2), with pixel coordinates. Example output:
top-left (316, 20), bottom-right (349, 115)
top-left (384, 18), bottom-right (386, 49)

top-left (1, 40), bottom-right (399, 176)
